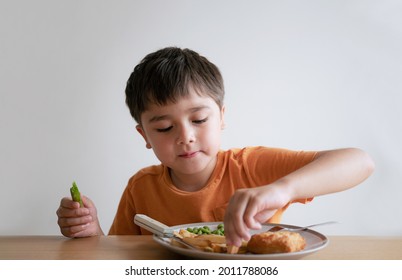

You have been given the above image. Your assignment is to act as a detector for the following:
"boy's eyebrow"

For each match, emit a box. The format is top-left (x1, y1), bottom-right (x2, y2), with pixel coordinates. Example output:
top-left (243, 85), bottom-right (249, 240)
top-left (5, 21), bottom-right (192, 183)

top-left (148, 115), bottom-right (169, 123)
top-left (147, 105), bottom-right (211, 124)
top-left (189, 105), bottom-right (211, 113)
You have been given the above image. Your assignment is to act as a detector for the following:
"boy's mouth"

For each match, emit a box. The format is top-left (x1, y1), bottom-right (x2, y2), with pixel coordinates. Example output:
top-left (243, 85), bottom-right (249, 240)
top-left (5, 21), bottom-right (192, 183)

top-left (179, 151), bottom-right (199, 159)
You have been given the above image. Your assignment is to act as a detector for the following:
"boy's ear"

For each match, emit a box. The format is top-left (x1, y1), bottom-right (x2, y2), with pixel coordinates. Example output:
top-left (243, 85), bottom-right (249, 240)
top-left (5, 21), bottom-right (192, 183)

top-left (220, 105), bottom-right (226, 130)
top-left (136, 125), bottom-right (152, 149)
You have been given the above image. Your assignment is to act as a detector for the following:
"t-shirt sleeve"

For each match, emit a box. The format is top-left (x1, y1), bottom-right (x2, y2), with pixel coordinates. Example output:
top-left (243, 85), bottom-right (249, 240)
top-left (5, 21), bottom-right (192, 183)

top-left (243, 146), bottom-right (318, 203)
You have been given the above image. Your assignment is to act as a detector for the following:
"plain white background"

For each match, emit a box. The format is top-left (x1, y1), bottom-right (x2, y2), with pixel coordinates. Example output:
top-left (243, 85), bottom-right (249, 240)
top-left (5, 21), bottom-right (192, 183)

top-left (0, 0), bottom-right (401, 236)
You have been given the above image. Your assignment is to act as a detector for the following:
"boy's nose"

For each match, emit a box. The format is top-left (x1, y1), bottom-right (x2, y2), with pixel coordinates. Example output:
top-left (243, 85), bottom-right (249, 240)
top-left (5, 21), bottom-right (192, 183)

top-left (176, 125), bottom-right (195, 145)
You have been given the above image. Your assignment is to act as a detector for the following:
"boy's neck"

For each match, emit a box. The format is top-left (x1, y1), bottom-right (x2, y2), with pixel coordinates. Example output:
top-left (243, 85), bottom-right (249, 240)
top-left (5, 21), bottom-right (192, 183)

top-left (168, 157), bottom-right (218, 192)
top-left (170, 172), bottom-right (207, 192)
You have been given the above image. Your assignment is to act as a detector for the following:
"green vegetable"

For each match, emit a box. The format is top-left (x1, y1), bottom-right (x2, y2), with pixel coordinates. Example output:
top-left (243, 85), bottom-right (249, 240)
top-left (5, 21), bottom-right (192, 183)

top-left (187, 224), bottom-right (224, 236)
top-left (70, 181), bottom-right (83, 207)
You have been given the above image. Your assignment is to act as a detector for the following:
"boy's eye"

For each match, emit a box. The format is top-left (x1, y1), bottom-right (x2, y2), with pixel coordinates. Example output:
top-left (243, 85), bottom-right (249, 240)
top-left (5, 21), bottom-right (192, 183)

top-left (193, 118), bottom-right (208, 124)
top-left (156, 126), bottom-right (173, 132)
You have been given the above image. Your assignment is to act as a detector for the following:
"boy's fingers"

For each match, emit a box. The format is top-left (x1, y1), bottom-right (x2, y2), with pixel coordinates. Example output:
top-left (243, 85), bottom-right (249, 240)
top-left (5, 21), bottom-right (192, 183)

top-left (60, 197), bottom-right (81, 209)
top-left (58, 215), bottom-right (93, 228)
top-left (224, 194), bottom-right (252, 246)
top-left (254, 209), bottom-right (275, 224)
top-left (81, 195), bottom-right (94, 208)
top-left (243, 202), bottom-right (261, 229)
top-left (56, 204), bottom-right (89, 218)
top-left (60, 223), bottom-right (91, 237)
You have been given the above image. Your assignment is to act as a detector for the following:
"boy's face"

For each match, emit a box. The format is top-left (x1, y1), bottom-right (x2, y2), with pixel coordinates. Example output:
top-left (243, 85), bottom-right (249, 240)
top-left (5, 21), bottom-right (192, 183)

top-left (136, 89), bottom-right (225, 185)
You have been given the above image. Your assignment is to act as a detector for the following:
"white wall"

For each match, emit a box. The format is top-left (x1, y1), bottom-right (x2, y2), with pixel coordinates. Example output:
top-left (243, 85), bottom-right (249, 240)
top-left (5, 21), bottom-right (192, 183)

top-left (1, 0), bottom-right (401, 236)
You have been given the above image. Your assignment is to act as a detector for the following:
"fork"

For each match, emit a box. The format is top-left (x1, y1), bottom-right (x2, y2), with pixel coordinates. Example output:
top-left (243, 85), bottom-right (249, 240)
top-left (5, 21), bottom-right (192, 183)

top-left (268, 221), bottom-right (338, 232)
top-left (134, 214), bottom-right (204, 251)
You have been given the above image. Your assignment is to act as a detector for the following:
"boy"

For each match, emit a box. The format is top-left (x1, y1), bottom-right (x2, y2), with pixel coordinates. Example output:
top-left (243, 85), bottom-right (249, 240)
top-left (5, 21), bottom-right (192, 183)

top-left (56, 47), bottom-right (374, 247)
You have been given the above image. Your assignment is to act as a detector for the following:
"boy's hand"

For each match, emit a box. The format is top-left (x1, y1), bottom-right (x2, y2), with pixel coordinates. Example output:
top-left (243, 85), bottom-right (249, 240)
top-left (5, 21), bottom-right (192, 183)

top-left (224, 184), bottom-right (291, 247)
top-left (56, 195), bottom-right (104, 238)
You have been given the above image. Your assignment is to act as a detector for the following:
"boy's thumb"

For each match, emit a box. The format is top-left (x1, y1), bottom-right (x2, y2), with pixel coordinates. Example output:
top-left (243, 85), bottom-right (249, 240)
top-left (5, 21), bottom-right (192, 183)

top-left (81, 195), bottom-right (94, 208)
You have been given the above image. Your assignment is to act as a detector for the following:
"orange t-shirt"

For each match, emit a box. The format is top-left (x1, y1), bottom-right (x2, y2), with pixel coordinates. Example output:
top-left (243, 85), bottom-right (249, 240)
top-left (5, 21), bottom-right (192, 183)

top-left (108, 146), bottom-right (317, 235)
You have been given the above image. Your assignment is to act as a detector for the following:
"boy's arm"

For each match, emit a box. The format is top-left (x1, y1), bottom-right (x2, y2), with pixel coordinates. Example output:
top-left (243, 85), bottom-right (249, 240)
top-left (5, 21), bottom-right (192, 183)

top-left (279, 148), bottom-right (375, 200)
top-left (224, 148), bottom-right (375, 247)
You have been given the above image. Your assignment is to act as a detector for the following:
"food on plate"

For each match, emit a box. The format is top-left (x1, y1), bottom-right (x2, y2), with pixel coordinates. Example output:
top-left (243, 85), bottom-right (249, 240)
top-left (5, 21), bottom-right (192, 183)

top-left (70, 181), bottom-right (83, 207)
top-left (172, 228), bottom-right (247, 254)
top-left (226, 245), bottom-right (239, 254)
top-left (246, 231), bottom-right (306, 254)
top-left (186, 224), bottom-right (225, 235)
top-left (170, 225), bottom-right (306, 255)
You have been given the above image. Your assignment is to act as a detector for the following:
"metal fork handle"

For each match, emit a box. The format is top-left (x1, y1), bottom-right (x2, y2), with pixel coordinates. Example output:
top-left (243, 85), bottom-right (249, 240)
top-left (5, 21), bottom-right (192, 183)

top-left (269, 221), bottom-right (338, 232)
top-left (299, 221), bottom-right (338, 230)
top-left (294, 221), bottom-right (338, 231)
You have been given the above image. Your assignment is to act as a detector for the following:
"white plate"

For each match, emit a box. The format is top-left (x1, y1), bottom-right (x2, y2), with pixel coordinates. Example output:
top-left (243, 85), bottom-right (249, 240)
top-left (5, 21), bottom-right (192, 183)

top-left (153, 222), bottom-right (328, 260)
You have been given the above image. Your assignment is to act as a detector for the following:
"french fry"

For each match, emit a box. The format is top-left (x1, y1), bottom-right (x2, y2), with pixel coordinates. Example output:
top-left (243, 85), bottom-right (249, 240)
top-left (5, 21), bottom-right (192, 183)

top-left (211, 243), bottom-right (227, 253)
top-left (194, 234), bottom-right (226, 244)
top-left (175, 229), bottom-right (197, 239)
top-left (227, 245), bottom-right (239, 254)
top-left (203, 246), bottom-right (214, 252)
top-left (182, 236), bottom-right (211, 247)
top-left (170, 238), bottom-right (188, 249)
top-left (170, 227), bottom-right (248, 254)
top-left (238, 246), bottom-right (248, 254)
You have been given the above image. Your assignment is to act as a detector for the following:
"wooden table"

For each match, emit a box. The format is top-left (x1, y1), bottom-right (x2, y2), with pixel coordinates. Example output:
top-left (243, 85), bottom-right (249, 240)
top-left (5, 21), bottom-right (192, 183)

top-left (1, 235), bottom-right (401, 260)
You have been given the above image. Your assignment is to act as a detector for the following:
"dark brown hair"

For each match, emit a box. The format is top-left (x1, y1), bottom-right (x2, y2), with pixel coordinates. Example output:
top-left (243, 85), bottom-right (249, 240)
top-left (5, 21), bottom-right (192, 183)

top-left (125, 47), bottom-right (225, 124)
